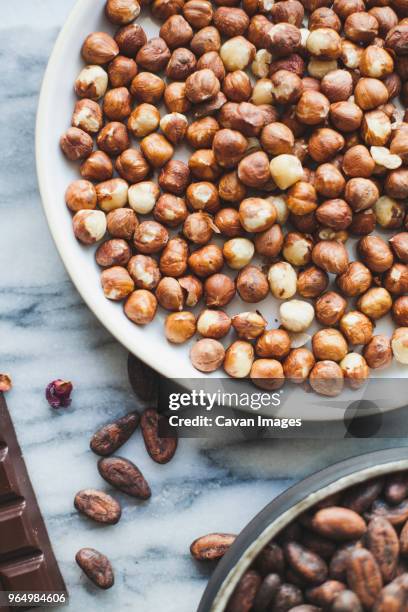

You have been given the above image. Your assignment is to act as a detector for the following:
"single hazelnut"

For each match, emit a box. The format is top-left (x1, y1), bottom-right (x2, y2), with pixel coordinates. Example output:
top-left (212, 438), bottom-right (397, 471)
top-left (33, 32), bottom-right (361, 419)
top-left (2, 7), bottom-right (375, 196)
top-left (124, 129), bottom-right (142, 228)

top-left (340, 311), bottom-right (373, 345)
top-left (248, 15), bottom-right (273, 49)
top-left (250, 359), bottom-right (285, 391)
top-left (340, 353), bottom-right (369, 389)
top-left (287, 182), bottom-right (318, 216)
top-left (204, 273), bottom-right (235, 307)
top-left (223, 71), bottom-right (252, 103)
top-left (189, 149), bottom-right (221, 181)
top-left (183, 212), bottom-right (216, 245)
top-left (315, 291), bottom-right (346, 327)
top-left (190, 339), bottom-right (225, 373)
top-left (269, 154), bottom-right (303, 189)
top-left (283, 347), bottom-right (315, 383)
top-left (390, 232), bottom-right (408, 263)
top-left (220, 36), bottom-right (256, 71)
top-left (154, 194), bottom-right (188, 228)
top-left (315, 164), bottom-right (345, 198)
top-left (363, 334), bottom-right (392, 370)
top-left (374, 196), bottom-right (404, 230)
top-left (219, 101), bottom-right (265, 137)
top-left (312, 328), bottom-right (348, 362)
top-left (354, 78), bottom-right (389, 111)
top-left (105, 0), bottom-right (141, 25)
top-left (140, 133), bottom-right (174, 168)
top-left (251, 78), bottom-right (273, 106)
top-left (197, 309), bottom-right (231, 338)
top-left (282, 232), bottom-right (313, 267)
top-left (308, 128), bottom-right (345, 163)
top-left (185, 69), bottom-right (220, 105)
top-left (236, 265), bottom-right (269, 303)
top-left (160, 15), bottom-right (193, 49)
top-left (268, 261), bottom-right (297, 300)
top-left (344, 178), bottom-right (379, 212)
top-left (224, 340), bottom-right (255, 378)
top-left (270, 70), bottom-right (303, 105)
top-left (166, 48), bottom-right (196, 81)
top-left (197, 52), bottom-right (226, 81)
top-left (156, 277), bottom-right (184, 311)
top-left (393, 296), bottom-right (408, 327)
top-left (96, 178), bottom-right (129, 212)
top-left (128, 181), bottom-right (160, 214)
top-left (130, 72), bottom-right (165, 104)
top-left (251, 50), bottom-right (272, 79)
top-left (214, 7), bottom-right (250, 37)
top-left (158, 160), bottom-right (190, 196)
top-left (267, 23), bottom-right (301, 57)
top-left (96, 239), bottom-right (131, 268)
top-left (358, 235), bottom-right (394, 273)
top-left (60, 127), bottom-right (93, 161)
top-left (75, 65), bottom-right (108, 100)
top-left (71, 99), bottom-right (103, 134)
top-left (212, 129), bottom-right (248, 168)
top-left (101, 266), bottom-right (135, 301)
top-left (312, 240), bottom-right (349, 274)
top-left (316, 198), bottom-right (352, 230)
top-left (302, 76), bottom-right (321, 91)
top-left (308, 58), bottom-right (338, 79)
top-left (330, 100), bottom-right (363, 132)
top-left (385, 24), bottom-right (408, 56)
top-left (81, 32), bottom-right (119, 65)
top-left (218, 172), bottom-right (246, 205)
top-left (103, 87), bottom-right (132, 121)
top-left (268, 196), bottom-right (289, 226)
top-left (165, 311), bottom-right (196, 343)
top-left (179, 275), bottom-right (203, 307)
top-left (80, 151), bottom-right (113, 182)
top-left (357, 287), bottom-right (392, 320)
top-left (238, 152), bottom-right (271, 188)
top-left (160, 237), bottom-right (189, 277)
top-left (116, 149), bottom-right (150, 183)
top-left (291, 211), bottom-right (318, 234)
top-left (108, 55), bottom-right (138, 88)
top-left (107, 208), bottom-right (137, 239)
top-left (342, 145), bottom-right (375, 178)
top-left (297, 266), bottom-right (329, 298)
top-left (134, 220), bottom-right (169, 254)
top-left (223, 238), bottom-right (254, 270)
top-left (190, 26), bottom-right (221, 56)
top-left (260, 123), bottom-right (294, 156)
top-left (73, 210), bottom-right (107, 244)
top-left (256, 329), bottom-right (291, 360)
top-left (344, 12), bottom-right (379, 43)
top-left (128, 255), bottom-right (161, 290)
top-left (114, 24), bottom-right (147, 57)
top-left (160, 113), bottom-right (188, 145)
top-left (309, 360), bottom-right (344, 397)
top-left (136, 37), bottom-right (171, 72)
top-left (128, 103), bottom-right (161, 139)
top-left (360, 46), bottom-right (394, 80)
top-left (270, 0), bottom-right (304, 25)
top-left (151, 0), bottom-right (183, 20)
top-left (361, 111), bottom-right (392, 148)
top-left (254, 224), bottom-right (284, 259)
top-left (97, 122), bottom-right (129, 156)
top-left (385, 169), bottom-right (408, 200)
top-left (306, 28), bottom-right (342, 59)
top-left (65, 180), bottom-right (97, 212)
top-left (336, 261), bottom-right (372, 297)
top-left (310, 7), bottom-right (341, 31)
top-left (188, 244), bottom-right (224, 277)
top-left (340, 40), bottom-right (363, 70)
top-left (390, 130), bottom-right (408, 165)
top-left (280, 299), bottom-right (315, 332)
top-left (383, 263), bottom-right (408, 296)
top-left (391, 328), bottom-right (408, 365)
top-left (185, 183), bottom-right (218, 215)
top-left (124, 290), bottom-right (158, 325)
top-left (187, 117), bottom-right (220, 149)
top-left (183, 0), bottom-right (213, 28)
top-left (239, 197), bottom-right (276, 233)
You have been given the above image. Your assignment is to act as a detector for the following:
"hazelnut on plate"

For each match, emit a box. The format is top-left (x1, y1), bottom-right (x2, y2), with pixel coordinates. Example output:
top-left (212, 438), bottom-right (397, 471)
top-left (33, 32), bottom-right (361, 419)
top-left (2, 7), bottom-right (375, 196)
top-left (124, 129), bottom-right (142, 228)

top-left (336, 261), bottom-right (372, 298)
top-left (256, 329), bottom-right (291, 361)
top-left (160, 237), bottom-right (189, 277)
top-left (73, 210), bottom-right (107, 245)
top-left (224, 340), bottom-right (254, 378)
top-left (107, 208), bottom-right (137, 239)
top-left (312, 240), bottom-right (349, 275)
top-left (75, 65), bottom-right (108, 100)
top-left (268, 262), bottom-right (297, 300)
top-left (128, 255), bottom-right (161, 291)
top-left (188, 244), bottom-right (224, 277)
top-left (357, 287), bottom-right (392, 320)
top-left (340, 311), bottom-right (373, 345)
top-left (340, 353), bottom-right (369, 389)
top-left (239, 198), bottom-right (276, 233)
top-left (309, 360), bottom-right (344, 397)
top-left (363, 334), bottom-right (392, 370)
top-left (255, 224), bottom-right (284, 258)
top-left (315, 291), bottom-right (347, 326)
top-left (250, 359), bottom-right (285, 390)
top-left (223, 238), bottom-right (254, 270)
top-left (297, 266), bottom-right (329, 299)
top-left (72, 99), bottom-right (103, 134)
top-left (96, 239), bottom-right (131, 268)
top-left (80, 151), bottom-right (113, 182)
top-left (179, 275), bottom-right (203, 308)
top-left (236, 266), bottom-right (268, 303)
top-left (96, 178), bottom-right (129, 212)
top-left (358, 235), bottom-right (393, 273)
top-left (197, 309), bottom-right (231, 339)
top-left (280, 299), bottom-right (315, 333)
top-left (60, 127), bottom-right (93, 161)
top-left (269, 154), bottom-right (303, 189)
top-left (125, 290), bottom-right (158, 325)
top-left (101, 266), bottom-right (134, 300)
top-left (65, 180), bottom-right (97, 212)
top-left (312, 328), bottom-right (348, 362)
top-left (393, 296), bottom-right (408, 327)
top-left (391, 328), bottom-right (408, 365)
top-left (190, 339), bottom-right (225, 373)
top-left (165, 311), bottom-right (196, 344)
top-left (105, 0), bottom-right (141, 25)
top-left (390, 233), bottom-right (408, 263)
top-left (232, 312), bottom-right (267, 340)
top-left (204, 273), bottom-right (235, 307)
top-left (283, 347), bottom-right (315, 383)
top-left (81, 32), bottom-right (119, 65)
top-left (134, 220), bottom-right (169, 254)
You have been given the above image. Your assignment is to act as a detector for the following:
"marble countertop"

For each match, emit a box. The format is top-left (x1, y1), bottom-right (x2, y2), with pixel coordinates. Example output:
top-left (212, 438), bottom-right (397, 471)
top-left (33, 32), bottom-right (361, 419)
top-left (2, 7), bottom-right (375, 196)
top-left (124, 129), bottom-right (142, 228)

top-left (1, 1), bottom-right (407, 610)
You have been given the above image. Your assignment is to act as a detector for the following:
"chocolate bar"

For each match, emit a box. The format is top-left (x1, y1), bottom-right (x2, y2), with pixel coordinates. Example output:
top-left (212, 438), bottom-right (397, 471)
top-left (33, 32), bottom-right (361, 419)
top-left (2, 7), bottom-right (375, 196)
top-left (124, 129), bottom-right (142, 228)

top-left (0, 393), bottom-right (66, 610)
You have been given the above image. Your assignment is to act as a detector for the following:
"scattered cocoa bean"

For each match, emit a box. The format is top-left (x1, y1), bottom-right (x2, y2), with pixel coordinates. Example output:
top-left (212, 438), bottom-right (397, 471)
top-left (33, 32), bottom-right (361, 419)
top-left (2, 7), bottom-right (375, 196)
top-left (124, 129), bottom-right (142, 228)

top-left (127, 353), bottom-right (159, 403)
top-left (75, 548), bottom-right (114, 589)
top-left (97, 456), bottom-right (151, 499)
top-left (140, 408), bottom-right (178, 464)
top-left (190, 533), bottom-right (236, 561)
top-left (90, 411), bottom-right (139, 456)
top-left (74, 489), bottom-right (121, 524)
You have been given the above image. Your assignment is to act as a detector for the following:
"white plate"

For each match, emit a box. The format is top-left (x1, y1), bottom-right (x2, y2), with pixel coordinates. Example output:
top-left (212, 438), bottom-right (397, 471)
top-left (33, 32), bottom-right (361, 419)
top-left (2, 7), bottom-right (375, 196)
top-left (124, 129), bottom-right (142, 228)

top-left (36, 0), bottom-right (407, 420)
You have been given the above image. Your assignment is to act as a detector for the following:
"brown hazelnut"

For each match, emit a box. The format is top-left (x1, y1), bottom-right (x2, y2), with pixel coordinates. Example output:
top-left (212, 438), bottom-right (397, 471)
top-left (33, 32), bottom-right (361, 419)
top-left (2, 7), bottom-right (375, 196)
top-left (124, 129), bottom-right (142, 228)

top-left (312, 240), bottom-right (349, 274)
top-left (179, 275), bottom-right (203, 307)
top-left (363, 334), bottom-right (392, 370)
top-left (316, 198), bottom-right (352, 230)
top-left (183, 212), bottom-right (216, 244)
top-left (185, 69), bottom-right (220, 105)
top-left (340, 352), bottom-right (369, 389)
top-left (213, 7), bottom-right (250, 37)
top-left (96, 239), bottom-right (131, 268)
top-left (193, 92), bottom-right (227, 118)
top-left (374, 196), bottom-right (404, 230)
top-left (267, 23), bottom-right (301, 57)
top-left (197, 309), bottom-right (231, 339)
top-left (390, 232), bottom-right (408, 263)
top-left (385, 24), bottom-right (408, 56)
top-left (80, 151), bottom-right (113, 182)
top-left (134, 220), bottom-right (169, 254)
top-left (283, 347), bottom-right (315, 383)
top-left (358, 235), bottom-right (394, 272)
top-left (256, 329), bottom-right (291, 361)
top-left (166, 48), bottom-right (196, 81)
top-left (160, 15), bottom-right (193, 49)
top-left (114, 24), bottom-right (147, 57)
top-left (186, 183), bottom-right (218, 214)
top-left (306, 28), bottom-right (342, 59)
top-left (107, 208), bottom-right (138, 239)
top-left (190, 26), bottom-right (220, 57)
top-left (96, 178), bottom-right (129, 212)
top-left (136, 37), bottom-right (171, 72)
top-left (260, 122), bottom-right (294, 156)
top-left (382, 74), bottom-right (401, 100)
top-left (392, 327), bottom-right (408, 365)
top-left (71, 99), bottom-right (103, 134)
top-left (354, 78), bottom-right (389, 111)
top-left (349, 208), bottom-right (376, 236)
top-left (218, 172), bottom-right (246, 205)
top-left (332, 0), bottom-right (364, 19)
top-left (158, 160), bottom-right (190, 195)
top-left (151, 0), bottom-right (183, 20)
top-left (219, 102), bottom-right (264, 137)
top-left (269, 53), bottom-right (305, 78)
top-left (359, 46), bottom-right (394, 80)
top-left (81, 32), bottom-right (119, 65)
top-left (344, 178), bottom-right (379, 212)
top-left (291, 211), bottom-right (319, 234)
top-left (224, 340), bottom-right (254, 378)
top-left (254, 224), bottom-right (284, 258)
top-left (232, 311), bottom-right (267, 340)
top-left (130, 72), bottom-right (165, 104)
top-left (361, 111), bottom-right (392, 147)
top-left (270, 70), bottom-right (303, 105)
top-left (140, 133), bottom-right (174, 168)
top-left (222, 71), bottom-right (252, 103)
top-left (250, 359), bottom-right (285, 391)
top-left (309, 360), bottom-right (344, 397)
top-left (270, 0), bottom-right (304, 26)
top-left (315, 291), bottom-right (347, 326)
top-left (196, 51), bottom-right (226, 81)
top-left (357, 287), bottom-right (392, 320)
top-left (315, 163), bottom-right (345, 198)
top-left (344, 12), bottom-right (379, 43)
top-left (248, 15), bottom-right (273, 49)
top-left (336, 261), bottom-right (372, 298)
top-left (65, 180), bottom-right (97, 212)
top-left (101, 266), bottom-right (135, 301)
top-left (390, 131), bottom-right (408, 165)
top-left (383, 263), bottom-right (408, 296)
top-left (200, 275), bottom-right (234, 309)
top-left (165, 311), bottom-right (197, 343)
top-left (105, 0), bottom-right (140, 25)
top-left (190, 339), bottom-right (225, 373)
top-left (128, 255), bottom-right (161, 290)
top-left (302, 76), bottom-right (321, 91)
top-left (339, 40), bottom-right (363, 71)
top-left (73, 210), bottom-right (107, 244)
top-left (297, 266), bottom-right (329, 298)
top-left (183, 0), bottom-right (213, 28)
top-left (320, 70), bottom-right (353, 103)
top-left (103, 87), bottom-right (132, 121)
top-left (284, 183), bottom-right (316, 218)
top-left (115, 149), bottom-right (150, 183)
top-left (97, 122), bottom-right (130, 156)
top-left (236, 265), bottom-right (269, 303)
top-left (187, 117), bottom-right (219, 149)
top-left (340, 311), bottom-right (373, 345)
top-left (329, 101), bottom-right (363, 133)
top-left (60, 127), bottom-right (93, 161)
top-left (156, 277), bottom-right (184, 311)
top-left (188, 244), bottom-right (224, 277)
top-left (154, 194), bottom-right (188, 228)
top-left (108, 55), bottom-right (138, 88)
top-left (310, 7), bottom-right (341, 31)
top-left (342, 145), bottom-right (375, 178)
top-left (128, 103), bottom-right (160, 138)
top-left (308, 128), bottom-right (345, 163)
top-left (393, 296), bottom-right (408, 326)
top-left (189, 149), bottom-right (221, 181)
top-left (124, 290), bottom-right (158, 325)
top-left (237, 151), bottom-right (271, 188)
top-left (312, 328), bottom-right (348, 362)
top-left (212, 129), bottom-right (247, 168)
top-left (282, 232), bottom-right (313, 266)
top-left (385, 169), bottom-right (408, 200)
top-left (160, 237), bottom-right (189, 277)
top-left (239, 197), bottom-right (276, 233)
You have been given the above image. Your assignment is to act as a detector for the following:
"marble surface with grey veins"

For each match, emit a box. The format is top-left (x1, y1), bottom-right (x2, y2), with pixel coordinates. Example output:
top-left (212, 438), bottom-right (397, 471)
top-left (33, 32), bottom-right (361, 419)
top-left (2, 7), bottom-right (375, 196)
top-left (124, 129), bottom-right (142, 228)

top-left (0, 2), bottom-right (407, 610)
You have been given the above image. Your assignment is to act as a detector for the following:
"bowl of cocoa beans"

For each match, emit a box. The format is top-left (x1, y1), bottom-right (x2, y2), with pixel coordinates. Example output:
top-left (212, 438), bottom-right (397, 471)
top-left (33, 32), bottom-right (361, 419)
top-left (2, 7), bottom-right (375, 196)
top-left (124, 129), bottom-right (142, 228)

top-left (198, 447), bottom-right (408, 611)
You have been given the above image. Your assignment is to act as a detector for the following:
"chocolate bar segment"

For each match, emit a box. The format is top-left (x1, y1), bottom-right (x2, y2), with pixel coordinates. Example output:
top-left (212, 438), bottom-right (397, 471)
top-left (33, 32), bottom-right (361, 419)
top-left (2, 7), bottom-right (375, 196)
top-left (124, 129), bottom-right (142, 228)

top-left (0, 393), bottom-right (66, 610)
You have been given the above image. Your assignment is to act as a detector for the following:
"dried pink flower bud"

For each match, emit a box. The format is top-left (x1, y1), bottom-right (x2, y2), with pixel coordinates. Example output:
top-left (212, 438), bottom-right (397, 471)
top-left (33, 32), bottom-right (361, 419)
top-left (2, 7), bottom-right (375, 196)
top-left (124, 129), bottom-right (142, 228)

top-left (0, 374), bottom-right (12, 392)
top-left (46, 379), bottom-right (73, 409)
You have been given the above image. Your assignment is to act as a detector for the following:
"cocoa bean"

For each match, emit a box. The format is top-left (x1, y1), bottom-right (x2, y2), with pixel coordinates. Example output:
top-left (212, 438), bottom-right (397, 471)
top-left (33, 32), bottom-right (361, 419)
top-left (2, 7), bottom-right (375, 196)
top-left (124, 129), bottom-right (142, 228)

top-left (305, 580), bottom-right (346, 607)
top-left (366, 499), bottom-right (408, 526)
top-left (90, 412), bottom-right (139, 456)
top-left (273, 582), bottom-right (303, 611)
top-left (301, 531), bottom-right (337, 560)
top-left (140, 408), bottom-right (178, 464)
top-left (190, 533), bottom-right (236, 561)
top-left (329, 542), bottom-right (362, 582)
top-left (366, 517), bottom-right (399, 583)
top-left (373, 574), bottom-right (408, 612)
top-left (384, 472), bottom-right (408, 506)
top-left (97, 457), bottom-right (151, 499)
top-left (74, 489), bottom-right (121, 524)
top-left (256, 542), bottom-right (285, 576)
top-left (400, 520), bottom-right (408, 555)
top-left (252, 573), bottom-right (281, 612)
top-left (227, 570), bottom-right (262, 612)
top-left (346, 548), bottom-right (383, 609)
top-left (127, 353), bottom-right (159, 403)
top-left (75, 547), bottom-right (114, 589)
top-left (331, 590), bottom-right (363, 612)
top-left (342, 479), bottom-right (384, 514)
top-left (311, 507), bottom-right (367, 541)
top-left (285, 542), bottom-right (328, 585)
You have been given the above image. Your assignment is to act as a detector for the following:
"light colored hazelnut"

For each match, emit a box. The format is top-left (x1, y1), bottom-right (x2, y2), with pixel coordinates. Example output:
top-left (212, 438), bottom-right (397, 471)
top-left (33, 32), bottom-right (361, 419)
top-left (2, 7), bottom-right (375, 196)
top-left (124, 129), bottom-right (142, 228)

top-left (189, 149), bottom-right (221, 181)
top-left (183, 212), bottom-right (217, 245)
top-left (280, 299), bottom-right (315, 332)
top-left (108, 55), bottom-right (138, 88)
top-left (270, 70), bottom-right (303, 105)
top-left (340, 352), bottom-right (369, 389)
top-left (224, 340), bottom-right (254, 378)
top-left (190, 339), bottom-right (225, 373)
top-left (128, 254), bottom-right (161, 290)
top-left (391, 327), bottom-right (408, 365)
top-left (60, 127), bottom-right (93, 161)
top-left (96, 239), bottom-right (131, 267)
top-left (124, 290), bottom-right (158, 325)
top-left (269, 154), bottom-right (303, 189)
top-left (188, 244), bottom-right (224, 277)
top-left (96, 179), bottom-right (128, 212)
top-left (223, 238), bottom-right (254, 270)
top-left (256, 329), bottom-right (291, 360)
top-left (357, 287), bottom-right (392, 320)
top-left (336, 261), bottom-right (372, 297)
top-left (358, 235), bottom-right (394, 273)
top-left (267, 196), bottom-right (289, 226)
top-left (340, 311), bottom-right (374, 345)
top-left (360, 45), bottom-right (394, 79)
top-left (308, 58), bottom-right (338, 79)
top-left (101, 266), bottom-right (134, 300)
top-left (128, 181), bottom-right (160, 215)
top-left (187, 182), bottom-right (219, 213)
top-left (72, 99), bottom-right (103, 134)
top-left (362, 111), bottom-right (392, 147)
top-left (232, 312), bottom-right (267, 340)
top-left (65, 180), bottom-right (97, 212)
top-left (374, 196), bottom-right (404, 229)
top-left (204, 273), bottom-right (235, 307)
top-left (128, 103), bottom-right (160, 138)
top-left (383, 263), bottom-right (408, 296)
top-left (251, 50), bottom-right (272, 78)
top-left (268, 262), bottom-right (297, 300)
top-left (105, 0), bottom-right (141, 25)
top-left (160, 237), bottom-right (189, 277)
top-left (179, 275), bottom-right (203, 307)
top-left (342, 145), bottom-right (375, 178)
top-left (308, 128), bottom-right (345, 163)
top-left (97, 122), bottom-right (130, 156)
top-left (340, 40), bottom-right (362, 70)
top-left (297, 266), bottom-right (329, 298)
top-left (312, 240), bottom-right (349, 274)
top-left (156, 277), bottom-right (184, 311)
top-left (315, 291), bottom-right (347, 326)
top-left (131, 72), bottom-right (165, 104)
top-left (73, 210), bottom-right (107, 244)
top-left (81, 32), bottom-right (119, 65)
top-left (187, 117), bottom-right (220, 149)
top-left (107, 208), bottom-right (137, 239)
top-left (75, 65), bottom-right (108, 100)
top-left (363, 334), bottom-right (392, 370)
top-left (287, 182), bottom-right (317, 216)
top-left (306, 28), bottom-right (342, 59)
top-left (239, 197), bottom-right (276, 233)
top-left (283, 347), bottom-right (315, 383)
top-left (115, 149), bottom-right (150, 184)
top-left (80, 151), bottom-right (113, 182)
top-left (250, 359), bottom-right (285, 390)
top-left (196, 308), bottom-right (231, 339)
top-left (312, 328), bottom-right (348, 362)
top-left (236, 266), bottom-right (268, 303)
top-left (371, 146), bottom-right (402, 171)
top-left (309, 360), bottom-right (344, 397)
top-left (160, 113), bottom-right (188, 145)
top-left (220, 36), bottom-right (256, 71)
top-left (165, 311), bottom-right (196, 344)
top-left (282, 232), bottom-right (313, 267)
top-left (344, 178), bottom-right (379, 212)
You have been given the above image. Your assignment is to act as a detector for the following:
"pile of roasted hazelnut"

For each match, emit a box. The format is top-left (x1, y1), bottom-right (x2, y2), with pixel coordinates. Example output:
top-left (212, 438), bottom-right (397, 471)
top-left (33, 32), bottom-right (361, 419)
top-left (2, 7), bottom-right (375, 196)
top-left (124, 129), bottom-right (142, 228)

top-left (61, 0), bottom-right (408, 396)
